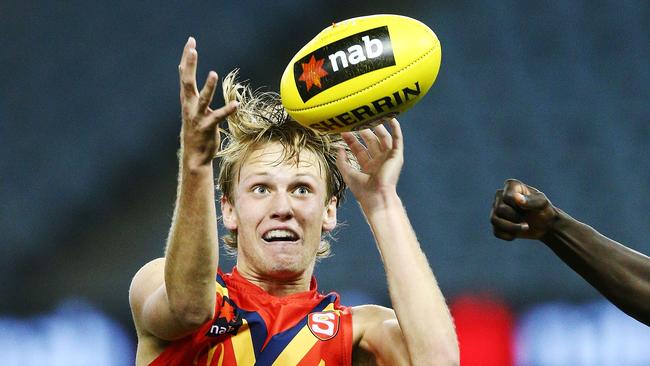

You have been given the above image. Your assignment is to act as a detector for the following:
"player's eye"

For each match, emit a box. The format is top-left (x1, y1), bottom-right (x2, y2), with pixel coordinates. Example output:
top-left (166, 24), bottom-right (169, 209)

top-left (252, 185), bottom-right (269, 194)
top-left (293, 186), bottom-right (311, 195)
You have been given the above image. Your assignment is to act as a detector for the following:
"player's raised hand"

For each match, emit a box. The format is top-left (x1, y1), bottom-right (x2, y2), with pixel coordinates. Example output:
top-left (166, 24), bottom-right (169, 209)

top-left (178, 37), bottom-right (238, 168)
top-left (490, 179), bottom-right (559, 241)
top-left (336, 119), bottom-right (404, 210)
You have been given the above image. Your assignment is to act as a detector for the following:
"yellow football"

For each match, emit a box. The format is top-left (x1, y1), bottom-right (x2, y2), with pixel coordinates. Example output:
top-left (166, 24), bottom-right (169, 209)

top-left (280, 14), bottom-right (441, 133)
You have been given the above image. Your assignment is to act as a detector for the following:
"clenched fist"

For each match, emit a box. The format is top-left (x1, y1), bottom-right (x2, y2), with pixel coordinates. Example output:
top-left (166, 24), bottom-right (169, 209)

top-left (490, 179), bottom-right (559, 241)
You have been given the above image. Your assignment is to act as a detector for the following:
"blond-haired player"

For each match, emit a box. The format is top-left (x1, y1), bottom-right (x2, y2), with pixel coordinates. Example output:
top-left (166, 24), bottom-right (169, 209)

top-left (129, 37), bottom-right (459, 365)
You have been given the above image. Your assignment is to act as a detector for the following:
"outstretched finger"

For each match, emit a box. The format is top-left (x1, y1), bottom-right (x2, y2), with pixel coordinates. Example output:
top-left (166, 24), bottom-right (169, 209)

top-left (179, 36), bottom-right (196, 69)
top-left (200, 100), bottom-right (239, 130)
top-left (336, 147), bottom-right (363, 184)
top-left (359, 129), bottom-right (381, 157)
top-left (372, 123), bottom-right (392, 151)
top-left (341, 132), bottom-right (370, 168)
top-left (388, 119), bottom-right (403, 152)
top-left (198, 71), bottom-right (218, 112)
top-left (179, 39), bottom-right (199, 101)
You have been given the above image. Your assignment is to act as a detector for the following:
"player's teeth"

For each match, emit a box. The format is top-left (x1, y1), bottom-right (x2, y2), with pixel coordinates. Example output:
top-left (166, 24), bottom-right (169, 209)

top-left (263, 229), bottom-right (297, 240)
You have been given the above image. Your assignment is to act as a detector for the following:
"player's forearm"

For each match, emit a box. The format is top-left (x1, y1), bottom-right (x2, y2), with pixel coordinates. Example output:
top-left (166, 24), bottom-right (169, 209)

top-left (362, 192), bottom-right (459, 365)
top-left (542, 209), bottom-right (650, 325)
top-left (164, 157), bottom-right (219, 325)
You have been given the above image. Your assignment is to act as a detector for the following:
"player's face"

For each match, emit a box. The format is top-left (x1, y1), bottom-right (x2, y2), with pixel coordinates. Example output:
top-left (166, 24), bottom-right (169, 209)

top-left (222, 142), bottom-right (337, 279)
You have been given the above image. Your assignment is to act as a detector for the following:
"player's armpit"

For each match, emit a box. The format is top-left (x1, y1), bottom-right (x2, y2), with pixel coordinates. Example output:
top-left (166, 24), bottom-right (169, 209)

top-left (352, 305), bottom-right (410, 366)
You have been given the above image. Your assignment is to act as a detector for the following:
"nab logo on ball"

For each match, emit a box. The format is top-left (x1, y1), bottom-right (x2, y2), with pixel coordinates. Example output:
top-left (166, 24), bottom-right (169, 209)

top-left (281, 14), bottom-right (442, 133)
top-left (308, 311), bottom-right (340, 341)
top-left (293, 26), bottom-right (395, 103)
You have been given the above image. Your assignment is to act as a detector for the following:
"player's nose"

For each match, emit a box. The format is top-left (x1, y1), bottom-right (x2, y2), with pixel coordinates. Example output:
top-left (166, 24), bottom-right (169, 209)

top-left (270, 192), bottom-right (294, 220)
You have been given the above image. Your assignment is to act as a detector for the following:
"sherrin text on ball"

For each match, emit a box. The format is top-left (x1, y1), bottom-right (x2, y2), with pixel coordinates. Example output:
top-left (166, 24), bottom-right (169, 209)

top-left (280, 14), bottom-right (442, 133)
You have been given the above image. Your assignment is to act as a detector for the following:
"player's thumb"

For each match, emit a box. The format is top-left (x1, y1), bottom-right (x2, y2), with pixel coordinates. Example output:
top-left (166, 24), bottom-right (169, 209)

top-left (517, 191), bottom-right (549, 211)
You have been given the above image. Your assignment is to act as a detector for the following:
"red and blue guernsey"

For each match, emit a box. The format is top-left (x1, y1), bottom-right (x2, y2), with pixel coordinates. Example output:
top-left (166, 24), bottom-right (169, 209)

top-left (150, 267), bottom-right (353, 366)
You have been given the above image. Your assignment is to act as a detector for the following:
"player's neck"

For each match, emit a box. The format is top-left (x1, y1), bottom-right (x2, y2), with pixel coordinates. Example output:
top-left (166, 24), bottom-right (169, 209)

top-left (236, 265), bottom-right (314, 297)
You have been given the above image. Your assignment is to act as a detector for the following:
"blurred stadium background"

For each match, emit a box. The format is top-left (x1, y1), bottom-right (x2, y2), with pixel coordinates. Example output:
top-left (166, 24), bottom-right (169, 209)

top-left (1, 1), bottom-right (648, 364)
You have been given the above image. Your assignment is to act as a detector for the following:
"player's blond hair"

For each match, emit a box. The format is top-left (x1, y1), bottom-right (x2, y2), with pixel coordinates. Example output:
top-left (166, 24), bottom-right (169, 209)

top-left (216, 70), bottom-right (355, 258)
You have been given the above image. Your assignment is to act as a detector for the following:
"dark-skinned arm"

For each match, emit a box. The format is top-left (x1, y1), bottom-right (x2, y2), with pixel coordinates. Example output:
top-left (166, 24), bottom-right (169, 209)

top-left (491, 179), bottom-right (650, 326)
top-left (541, 209), bottom-right (650, 325)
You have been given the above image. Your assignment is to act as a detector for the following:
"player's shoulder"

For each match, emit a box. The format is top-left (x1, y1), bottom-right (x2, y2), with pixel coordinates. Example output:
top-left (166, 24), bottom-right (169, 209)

top-left (134, 257), bottom-right (166, 275)
top-left (351, 304), bottom-right (408, 364)
top-left (351, 304), bottom-right (397, 342)
top-left (352, 304), bottom-right (396, 321)
top-left (131, 258), bottom-right (165, 288)
top-left (129, 258), bottom-right (166, 312)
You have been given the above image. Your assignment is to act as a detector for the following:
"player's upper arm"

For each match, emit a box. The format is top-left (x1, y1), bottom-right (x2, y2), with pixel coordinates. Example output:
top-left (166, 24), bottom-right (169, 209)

top-left (352, 305), bottom-right (410, 366)
top-left (129, 258), bottom-right (203, 341)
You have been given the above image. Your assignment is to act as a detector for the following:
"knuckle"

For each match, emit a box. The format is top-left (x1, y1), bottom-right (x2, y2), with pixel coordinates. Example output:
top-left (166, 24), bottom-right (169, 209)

top-left (198, 96), bottom-right (209, 107)
top-left (503, 191), bottom-right (517, 204)
top-left (495, 231), bottom-right (514, 241)
top-left (183, 84), bottom-right (195, 94)
top-left (182, 105), bottom-right (193, 117)
top-left (493, 191), bottom-right (503, 206)
top-left (539, 193), bottom-right (550, 205)
top-left (496, 203), bottom-right (512, 214)
top-left (490, 215), bottom-right (501, 226)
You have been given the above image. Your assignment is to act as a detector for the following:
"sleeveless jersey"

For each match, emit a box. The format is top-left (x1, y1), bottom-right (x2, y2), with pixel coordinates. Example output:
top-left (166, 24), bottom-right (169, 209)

top-left (149, 267), bottom-right (353, 366)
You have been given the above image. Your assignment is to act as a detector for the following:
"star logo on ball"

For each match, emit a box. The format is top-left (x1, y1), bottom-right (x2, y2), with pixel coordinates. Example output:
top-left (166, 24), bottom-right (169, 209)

top-left (298, 55), bottom-right (328, 91)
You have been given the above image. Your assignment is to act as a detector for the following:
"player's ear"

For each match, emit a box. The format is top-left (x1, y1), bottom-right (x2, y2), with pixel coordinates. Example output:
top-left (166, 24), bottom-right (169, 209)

top-left (221, 196), bottom-right (238, 230)
top-left (322, 196), bottom-right (337, 232)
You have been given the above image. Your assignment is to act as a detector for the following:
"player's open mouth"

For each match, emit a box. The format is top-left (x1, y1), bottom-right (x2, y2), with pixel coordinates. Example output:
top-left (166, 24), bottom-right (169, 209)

top-left (262, 229), bottom-right (300, 244)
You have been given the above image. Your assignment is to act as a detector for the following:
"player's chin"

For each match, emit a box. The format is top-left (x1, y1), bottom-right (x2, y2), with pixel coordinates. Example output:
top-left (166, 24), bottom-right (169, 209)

top-left (261, 239), bottom-right (303, 259)
top-left (265, 259), bottom-right (309, 278)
